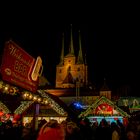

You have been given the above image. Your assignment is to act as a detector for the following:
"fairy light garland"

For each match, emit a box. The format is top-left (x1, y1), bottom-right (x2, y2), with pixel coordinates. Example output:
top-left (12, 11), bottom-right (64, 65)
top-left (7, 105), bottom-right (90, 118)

top-left (0, 80), bottom-right (47, 105)
top-left (14, 101), bottom-right (34, 114)
top-left (0, 80), bottom-right (19, 95)
top-left (0, 80), bottom-right (67, 116)
top-left (0, 101), bottom-right (11, 114)
top-left (38, 90), bottom-right (67, 115)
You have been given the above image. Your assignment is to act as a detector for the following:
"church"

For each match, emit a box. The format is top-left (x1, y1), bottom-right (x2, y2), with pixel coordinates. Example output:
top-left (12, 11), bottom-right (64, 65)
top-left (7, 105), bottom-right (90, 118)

top-left (46, 25), bottom-right (111, 101)
top-left (56, 25), bottom-right (88, 89)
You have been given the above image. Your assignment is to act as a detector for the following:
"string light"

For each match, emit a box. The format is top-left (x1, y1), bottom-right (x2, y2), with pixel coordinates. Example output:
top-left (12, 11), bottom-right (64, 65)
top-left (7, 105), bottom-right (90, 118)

top-left (0, 81), bottom-right (4, 89)
top-left (78, 96), bottom-right (130, 118)
top-left (14, 101), bottom-right (34, 114)
top-left (0, 80), bottom-right (68, 116)
top-left (0, 101), bottom-right (11, 114)
top-left (38, 89), bottom-right (67, 116)
top-left (0, 80), bottom-right (18, 95)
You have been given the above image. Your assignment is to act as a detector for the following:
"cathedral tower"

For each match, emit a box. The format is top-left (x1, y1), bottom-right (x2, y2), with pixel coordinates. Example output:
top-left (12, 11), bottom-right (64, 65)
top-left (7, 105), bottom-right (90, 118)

top-left (55, 25), bottom-right (88, 88)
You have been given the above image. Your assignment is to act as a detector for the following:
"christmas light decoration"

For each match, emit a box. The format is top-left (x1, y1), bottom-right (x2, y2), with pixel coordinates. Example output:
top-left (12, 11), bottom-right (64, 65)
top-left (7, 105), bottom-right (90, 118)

top-left (38, 90), bottom-right (67, 116)
top-left (0, 80), bottom-right (67, 116)
top-left (14, 101), bottom-right (34, 114)
top-left (3, 84), bottom-right (10, 93)
top-left (0, 80), bottom-right (18, 95)
top-left (79, 96), bottom-right (130, 118)
top-left (0, 101), bottom-right (11, 114)
top-left (0, 81), bottom-right (4, 89)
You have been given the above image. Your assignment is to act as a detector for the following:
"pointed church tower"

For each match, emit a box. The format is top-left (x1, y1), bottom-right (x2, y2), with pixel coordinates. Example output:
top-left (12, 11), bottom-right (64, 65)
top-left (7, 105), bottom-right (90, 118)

top-left (55, 25), bottom-right (88, 88)
top-left (99, 78), bottom-right (111, 99)
top-left (77, 30), bottom-right (84, 64)
top-left (68, 24), bottom-right (74, 55)
top-left (58, 33), bottom-right (64, 66)
top-left (64, 24), bottom-right (76, 65)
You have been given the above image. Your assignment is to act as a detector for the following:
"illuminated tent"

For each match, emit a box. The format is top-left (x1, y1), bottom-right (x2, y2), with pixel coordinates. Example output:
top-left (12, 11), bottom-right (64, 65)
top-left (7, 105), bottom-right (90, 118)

top-left (79, 96), bottom-right (130, 118)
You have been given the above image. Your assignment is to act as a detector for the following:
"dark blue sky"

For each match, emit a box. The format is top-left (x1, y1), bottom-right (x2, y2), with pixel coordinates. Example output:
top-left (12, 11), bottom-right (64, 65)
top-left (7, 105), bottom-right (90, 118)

top-left (0, 5), bottom-right (139, 96)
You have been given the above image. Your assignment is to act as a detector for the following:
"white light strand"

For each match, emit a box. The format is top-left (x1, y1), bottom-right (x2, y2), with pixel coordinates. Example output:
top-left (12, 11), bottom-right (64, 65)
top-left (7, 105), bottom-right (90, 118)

top-left (14, 101), bottom-right (34, 114)
top-left (38, 90), bottom-right (67, 115)
top-left (0, 80), bottom-right (67, 116)
top-left (0, 101), bottom-right (11, 114)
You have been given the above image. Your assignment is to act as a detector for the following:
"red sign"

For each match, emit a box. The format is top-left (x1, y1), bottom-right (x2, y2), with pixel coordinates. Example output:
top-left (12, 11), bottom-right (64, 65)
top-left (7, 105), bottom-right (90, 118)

top-left (95, 103), bottom-right (113, 115)
top-left (0, 40), bottom-right (39, 93)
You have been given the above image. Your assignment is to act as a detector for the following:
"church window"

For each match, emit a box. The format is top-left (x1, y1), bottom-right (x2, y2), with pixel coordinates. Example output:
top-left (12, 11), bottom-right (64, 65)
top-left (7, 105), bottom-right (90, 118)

top-left (68, 60), bottom-right (71, 63)
top-left (59, 69), bottom-right (62, 73)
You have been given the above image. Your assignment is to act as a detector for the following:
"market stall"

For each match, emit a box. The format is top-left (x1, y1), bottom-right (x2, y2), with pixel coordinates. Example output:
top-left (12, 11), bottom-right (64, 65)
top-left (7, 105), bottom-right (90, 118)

top-left (79, 96), bottom-right (130, 125)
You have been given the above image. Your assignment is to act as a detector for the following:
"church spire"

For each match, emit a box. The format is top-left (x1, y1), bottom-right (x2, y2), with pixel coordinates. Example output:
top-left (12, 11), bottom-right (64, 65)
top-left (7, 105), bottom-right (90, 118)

top-left (77, 30), bottom-right (84, 64)
top-left (100, 78), bottom-right (110, 91)
top-left (84, 53), bottom-right (87, 65)
top-left (59, 32), bottom-right (64, 65)
top-left (69, 24), bottom-right (74, 55)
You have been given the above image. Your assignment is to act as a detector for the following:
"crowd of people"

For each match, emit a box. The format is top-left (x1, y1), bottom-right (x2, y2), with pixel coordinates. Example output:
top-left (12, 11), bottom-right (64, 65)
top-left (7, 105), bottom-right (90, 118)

top-left (0, 117), bottom-right (140, 140)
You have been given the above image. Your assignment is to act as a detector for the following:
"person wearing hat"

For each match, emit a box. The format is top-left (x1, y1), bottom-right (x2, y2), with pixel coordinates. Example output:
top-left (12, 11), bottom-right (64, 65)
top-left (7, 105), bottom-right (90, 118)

top-left (37, 119), bottom-right (65, 140)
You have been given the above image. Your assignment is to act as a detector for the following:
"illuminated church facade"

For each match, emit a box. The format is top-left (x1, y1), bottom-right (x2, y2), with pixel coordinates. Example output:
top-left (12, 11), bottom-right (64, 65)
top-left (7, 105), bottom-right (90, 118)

top-left (47, 25), bottom-right (112, 101)
top-left (55, 25), bottom-right (88, 88)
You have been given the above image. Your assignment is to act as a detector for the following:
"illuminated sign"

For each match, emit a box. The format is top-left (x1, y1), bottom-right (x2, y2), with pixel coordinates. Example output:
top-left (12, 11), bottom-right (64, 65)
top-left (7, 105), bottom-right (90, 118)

top-left (95, 103), bottom-right (113, 115)
top-left (118, 97), bottom-right (140, 112)
top-left (0, 40), bottom-right (42, 93)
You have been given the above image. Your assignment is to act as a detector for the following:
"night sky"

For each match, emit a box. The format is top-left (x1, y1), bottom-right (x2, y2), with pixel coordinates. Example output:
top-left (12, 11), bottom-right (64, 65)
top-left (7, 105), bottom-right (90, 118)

top-left (0, 7), bottom-right (139, 96)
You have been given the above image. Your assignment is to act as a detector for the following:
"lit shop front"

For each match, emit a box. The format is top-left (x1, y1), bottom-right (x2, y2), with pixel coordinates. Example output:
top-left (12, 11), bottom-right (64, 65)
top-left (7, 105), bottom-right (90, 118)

top-left (79, 96), bottom-right (130, 125)
top-left (21, 89), bottom-right (68, 125)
